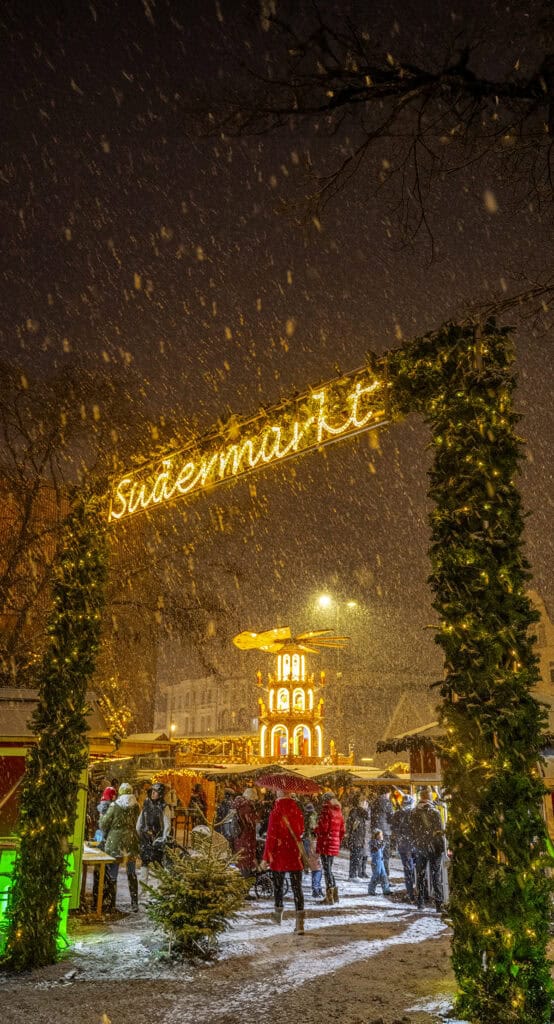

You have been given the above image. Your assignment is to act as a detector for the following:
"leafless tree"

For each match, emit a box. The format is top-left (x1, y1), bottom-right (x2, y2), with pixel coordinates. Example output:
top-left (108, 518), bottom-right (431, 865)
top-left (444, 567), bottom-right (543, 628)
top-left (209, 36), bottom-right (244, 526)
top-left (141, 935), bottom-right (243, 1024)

top-left (195, 1), bottom-right (554, 258)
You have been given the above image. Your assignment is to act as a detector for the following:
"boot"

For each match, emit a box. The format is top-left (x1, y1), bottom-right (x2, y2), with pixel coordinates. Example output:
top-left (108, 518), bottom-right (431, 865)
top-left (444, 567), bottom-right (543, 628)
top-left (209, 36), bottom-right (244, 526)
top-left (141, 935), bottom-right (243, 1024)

top-left (270, 907), bottom-right (283, 925)
top-left (318, 889), bottom-right (334, 904)
top-left (294, 911), bottom-right (306, 935)
top-left (332, 886), bottom-right (339, 904)
top-left (129, 873), bottom-right (139, 912)
top-left (139, 865), bottom-right (149, 887)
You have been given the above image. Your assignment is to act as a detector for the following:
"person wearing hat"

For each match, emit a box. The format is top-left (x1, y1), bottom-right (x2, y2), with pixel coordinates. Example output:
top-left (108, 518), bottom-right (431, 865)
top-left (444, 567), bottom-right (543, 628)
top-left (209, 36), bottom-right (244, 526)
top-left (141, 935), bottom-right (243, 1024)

top-left (411, 787), bottom-right (445, 911)
top-left (94, 786), bottom-right (116, 845)
top-left (230, 787), bottom-right (259, 878)
top-left (92, 785), bottom-right (116, 907)
top-left (136, 781), bottom-right (172, 886)
top-left (391, 794), bottom-right (417, 902)
top-left (100, 782), bottom-right (140, 912)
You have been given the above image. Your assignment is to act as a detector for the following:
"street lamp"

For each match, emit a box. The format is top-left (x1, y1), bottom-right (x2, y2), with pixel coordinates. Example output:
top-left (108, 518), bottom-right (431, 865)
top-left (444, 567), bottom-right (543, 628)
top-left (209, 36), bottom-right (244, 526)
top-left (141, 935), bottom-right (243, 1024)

top-left (316, 593), bottom-right (358, 628)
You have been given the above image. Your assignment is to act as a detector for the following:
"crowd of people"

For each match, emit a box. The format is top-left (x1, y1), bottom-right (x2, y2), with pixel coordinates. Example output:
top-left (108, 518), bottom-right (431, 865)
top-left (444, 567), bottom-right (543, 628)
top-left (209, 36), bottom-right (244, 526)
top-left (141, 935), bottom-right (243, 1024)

top-left (88, 777), bottom-right (447, 928)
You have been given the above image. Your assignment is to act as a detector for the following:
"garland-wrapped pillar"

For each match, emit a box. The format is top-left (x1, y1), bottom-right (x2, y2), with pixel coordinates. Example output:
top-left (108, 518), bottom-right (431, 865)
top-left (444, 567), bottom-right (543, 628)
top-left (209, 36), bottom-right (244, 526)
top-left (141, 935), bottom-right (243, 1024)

top-left (390, 322), bottom-right (553, 1024)
top-left (2, 493), bottom-right (107, 971)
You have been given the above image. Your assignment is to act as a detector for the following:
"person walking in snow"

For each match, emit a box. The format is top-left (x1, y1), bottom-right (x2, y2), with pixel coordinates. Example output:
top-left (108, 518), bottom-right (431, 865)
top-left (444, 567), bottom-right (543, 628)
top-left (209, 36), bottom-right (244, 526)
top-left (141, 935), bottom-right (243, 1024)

top-left (231, 787), bottom-right (259, 878)
top-left (367, 828), bottom-right (391, 896)
top-left (136, 781), bottom-right (172, 886)
top-left (262, 787), bottom-right (306, 934)
top-left (302, 800), bottom-right (323, 898)
top-left (411, 787), bottom-right (445, 911)
top-left (345, 794), bottom-right (371, 879)
top-left (315, 791), bottom-right (345, 904)
top-left (100, 782), bottom-right (140, 912)
top-left (391, 793), bottom-right (417, 902)
top-left (371, 786), bottom-right (395, 877)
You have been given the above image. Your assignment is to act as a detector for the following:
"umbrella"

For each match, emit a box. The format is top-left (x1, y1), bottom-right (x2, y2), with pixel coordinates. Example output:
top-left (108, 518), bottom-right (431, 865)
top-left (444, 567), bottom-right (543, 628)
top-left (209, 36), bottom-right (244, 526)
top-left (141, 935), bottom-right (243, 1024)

top-left (255, 772), bottom-right (323, 795)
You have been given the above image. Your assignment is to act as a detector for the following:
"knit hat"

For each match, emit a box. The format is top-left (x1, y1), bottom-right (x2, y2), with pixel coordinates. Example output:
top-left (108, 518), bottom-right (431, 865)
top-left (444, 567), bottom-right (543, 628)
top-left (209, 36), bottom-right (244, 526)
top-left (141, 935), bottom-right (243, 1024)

top-left (402, 794), bottom-right (416, 809)
top-left (101, 786), bottom-right (116, 802)
top-left (118, 782), bottom-right (133, 795)
top-left (243, 787), bottom-right (257, 802)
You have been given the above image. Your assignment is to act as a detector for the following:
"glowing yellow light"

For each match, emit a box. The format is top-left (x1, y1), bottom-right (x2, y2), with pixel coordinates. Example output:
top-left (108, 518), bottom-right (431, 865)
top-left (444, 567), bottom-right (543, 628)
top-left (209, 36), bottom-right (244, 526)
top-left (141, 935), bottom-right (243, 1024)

top-left (108, 370), bottom-right (387, 522)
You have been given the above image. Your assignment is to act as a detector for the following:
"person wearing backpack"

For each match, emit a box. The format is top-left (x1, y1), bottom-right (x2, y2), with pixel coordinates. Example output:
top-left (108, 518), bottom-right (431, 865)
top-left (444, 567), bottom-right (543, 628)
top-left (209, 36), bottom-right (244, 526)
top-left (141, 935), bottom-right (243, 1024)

top-left (231, 787), bottom-right (258, 878)
top-left (411, 787), bottom-right (445, 911)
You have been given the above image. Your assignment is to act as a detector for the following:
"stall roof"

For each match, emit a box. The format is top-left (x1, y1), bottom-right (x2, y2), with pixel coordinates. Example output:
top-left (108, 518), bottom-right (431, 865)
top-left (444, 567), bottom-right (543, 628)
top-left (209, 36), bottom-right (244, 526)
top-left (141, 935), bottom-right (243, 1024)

top-left (378, 694), bottom-right (554, 754)
top-left (167, 761), bottom-right (411, 786)
top-left (0, 687), bottom-right (109, 744)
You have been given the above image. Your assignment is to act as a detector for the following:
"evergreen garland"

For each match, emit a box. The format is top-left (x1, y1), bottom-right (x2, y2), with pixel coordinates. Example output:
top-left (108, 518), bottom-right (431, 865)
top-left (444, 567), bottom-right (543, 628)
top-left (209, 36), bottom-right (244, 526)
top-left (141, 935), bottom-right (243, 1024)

top-left (2, 493), bottom-right (107, 972)
top-left (389, 322), bottom-right (553, 1023)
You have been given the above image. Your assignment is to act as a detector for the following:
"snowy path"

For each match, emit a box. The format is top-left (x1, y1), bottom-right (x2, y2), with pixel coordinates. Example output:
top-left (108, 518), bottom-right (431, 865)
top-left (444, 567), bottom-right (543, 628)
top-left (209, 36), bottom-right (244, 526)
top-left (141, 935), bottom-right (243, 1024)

top-left (1, 857), bottom-right (460, 1024)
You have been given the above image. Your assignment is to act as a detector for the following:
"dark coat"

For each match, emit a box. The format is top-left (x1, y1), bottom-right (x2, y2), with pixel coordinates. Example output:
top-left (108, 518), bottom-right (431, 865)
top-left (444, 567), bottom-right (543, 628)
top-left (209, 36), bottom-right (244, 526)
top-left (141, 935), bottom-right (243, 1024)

top-left (372, 793), bottom-right (394, 836)
top-left (263, 796), bottom-right (304, 872)
top-left (315, 798), bottom-right (345, 856)
top-left (231, 794), bottom-right (258, 873)
top-left (345, 806), bottom-right (371, 854)
top-left (391, 808), bottom-right (415, 848)
top-left (410, 801), bottom-right (445, 855)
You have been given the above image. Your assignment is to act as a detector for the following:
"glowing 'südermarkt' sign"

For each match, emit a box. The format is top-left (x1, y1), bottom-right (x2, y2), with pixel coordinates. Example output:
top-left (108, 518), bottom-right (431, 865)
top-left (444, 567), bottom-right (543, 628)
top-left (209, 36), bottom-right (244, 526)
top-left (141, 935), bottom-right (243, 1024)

top-left (108, 365), bottom-right (388, 522)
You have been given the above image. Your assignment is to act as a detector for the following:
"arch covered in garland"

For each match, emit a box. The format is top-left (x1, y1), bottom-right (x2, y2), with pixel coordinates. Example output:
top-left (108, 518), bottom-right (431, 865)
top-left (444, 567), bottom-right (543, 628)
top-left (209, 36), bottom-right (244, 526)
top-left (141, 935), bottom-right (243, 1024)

top-left (388, 321), bottom-right (552, 1023)
top-left (4, 320), bottom-right (552, 1022)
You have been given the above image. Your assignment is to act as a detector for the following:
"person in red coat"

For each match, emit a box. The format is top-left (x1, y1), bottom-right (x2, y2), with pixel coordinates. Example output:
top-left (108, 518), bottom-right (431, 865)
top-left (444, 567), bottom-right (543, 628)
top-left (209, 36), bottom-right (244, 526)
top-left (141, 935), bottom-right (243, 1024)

top-left (262, 789), bottom-right (306, 934)
top-left (315, 792), bottom-right (345, 904)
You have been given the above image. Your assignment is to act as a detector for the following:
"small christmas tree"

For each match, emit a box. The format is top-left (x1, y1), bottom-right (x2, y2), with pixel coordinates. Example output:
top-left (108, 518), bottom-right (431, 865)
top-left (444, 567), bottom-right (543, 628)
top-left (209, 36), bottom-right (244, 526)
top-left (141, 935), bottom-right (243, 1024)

top-left (146, 831), bottom-right (248, 960)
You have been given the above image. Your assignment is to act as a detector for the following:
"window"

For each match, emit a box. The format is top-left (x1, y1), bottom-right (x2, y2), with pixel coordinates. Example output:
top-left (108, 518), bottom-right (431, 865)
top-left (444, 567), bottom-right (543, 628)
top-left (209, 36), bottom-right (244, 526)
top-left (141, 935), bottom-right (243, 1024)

top-left (218, 708), bottom-right (230, 730)
top-left (277, 687), bottom-right (289, 711)
top-left (237, 707), bottom-right (249, 729)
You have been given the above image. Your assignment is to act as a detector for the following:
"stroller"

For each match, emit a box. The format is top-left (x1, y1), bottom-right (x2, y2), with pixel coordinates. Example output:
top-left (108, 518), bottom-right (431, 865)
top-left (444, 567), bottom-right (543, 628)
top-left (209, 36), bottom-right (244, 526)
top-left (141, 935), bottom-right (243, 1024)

top-left (250, 838), bottom-right (290, 900)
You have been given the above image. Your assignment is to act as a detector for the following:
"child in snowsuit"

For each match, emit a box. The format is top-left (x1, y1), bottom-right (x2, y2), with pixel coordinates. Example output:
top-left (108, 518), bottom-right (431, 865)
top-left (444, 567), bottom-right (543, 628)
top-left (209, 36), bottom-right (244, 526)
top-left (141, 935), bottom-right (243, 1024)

top-left (367, 828), bottom-right (391, 895)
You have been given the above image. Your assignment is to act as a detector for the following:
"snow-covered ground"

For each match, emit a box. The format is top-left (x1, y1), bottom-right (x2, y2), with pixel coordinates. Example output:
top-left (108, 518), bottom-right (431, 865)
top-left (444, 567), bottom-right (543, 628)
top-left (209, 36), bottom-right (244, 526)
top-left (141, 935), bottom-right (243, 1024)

top-left (1, 854), bottom-right (462, 1024)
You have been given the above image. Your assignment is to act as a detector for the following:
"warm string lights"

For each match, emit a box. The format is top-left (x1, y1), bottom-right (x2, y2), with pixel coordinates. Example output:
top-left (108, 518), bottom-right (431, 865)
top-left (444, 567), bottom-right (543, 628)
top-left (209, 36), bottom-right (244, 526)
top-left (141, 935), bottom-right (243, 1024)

top-left (2, 494), bottom-right (107, 972)
top-left (390, 321), bottom-right (553, 1024)
top-left (108, 368), bottom-right (388, 522)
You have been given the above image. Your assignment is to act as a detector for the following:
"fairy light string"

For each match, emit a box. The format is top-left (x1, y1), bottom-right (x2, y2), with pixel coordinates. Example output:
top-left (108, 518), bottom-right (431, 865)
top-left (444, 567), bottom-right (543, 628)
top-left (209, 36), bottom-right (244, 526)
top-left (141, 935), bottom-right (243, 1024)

top-left (2, 493), bottom-right (107, 971)
top-left (389, 321), bottom-right (553, 1024)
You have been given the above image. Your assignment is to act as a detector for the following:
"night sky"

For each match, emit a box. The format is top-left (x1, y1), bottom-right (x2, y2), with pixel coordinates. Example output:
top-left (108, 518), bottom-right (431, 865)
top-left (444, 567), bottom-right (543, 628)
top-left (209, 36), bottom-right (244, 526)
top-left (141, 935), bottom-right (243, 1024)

top-left (2, 1), bottom-right (553, 732)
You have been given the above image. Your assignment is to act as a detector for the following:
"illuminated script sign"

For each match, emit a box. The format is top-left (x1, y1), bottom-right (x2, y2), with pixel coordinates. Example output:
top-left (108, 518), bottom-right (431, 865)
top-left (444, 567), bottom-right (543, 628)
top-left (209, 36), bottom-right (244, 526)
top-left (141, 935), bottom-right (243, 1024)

top-left (108, 363), bottom-right (389, 522)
